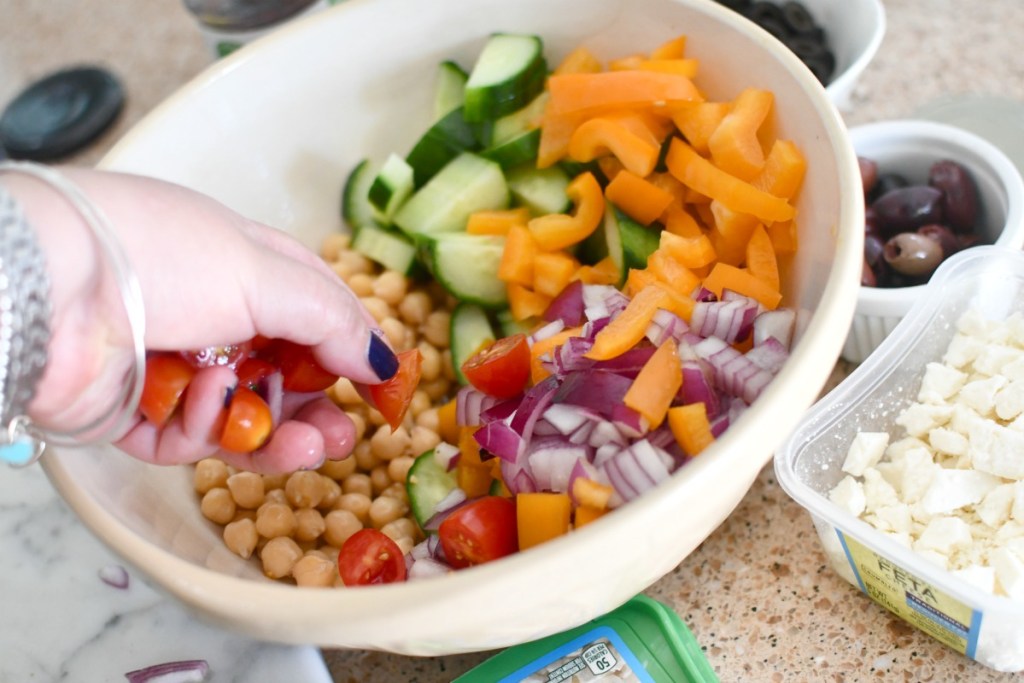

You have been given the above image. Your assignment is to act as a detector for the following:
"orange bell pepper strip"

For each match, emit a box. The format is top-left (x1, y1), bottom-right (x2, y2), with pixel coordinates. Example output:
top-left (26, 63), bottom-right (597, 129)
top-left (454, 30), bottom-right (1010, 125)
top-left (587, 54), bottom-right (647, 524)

top-left (647, 250), bottom-right (701, 295)
top-left (604, 170), bottom-right (675, 226)
top-left (554, 46), bottom-right (603, 75)
top-left (754, 138), bottom-right (807, 199)
top-left (498, 224), bottom-right (538, 285)
top-left (707, 88), bottom-right (774, 181)
top-left (537, 106), bottom-right (582, 169)
top-left (546, 70), bottom-right (703, 116)
top-left (651, 35), bottom-right (687, 60)
top-left (530, 325), bottom-right (583, 384)
top-left (467, 207), bottom-right (531, 236)
top-left (625, 267), bottom-right (660, 298)
top-left (571, 478), bottom-right (614, 510)
top-left (528, 172), bottom-right (605, 251)
top-left (662, 202), bottom-right (705, 238)
top-left (606, 110), bottom-right (675, 146)
top-left (598, 155), bottom-right (626, 183)
top-left (745, 224), bottom-right (780, 292)
top-left (624, 338), bottom-right (682, 429)
top-left (665, 138), bottom-right (795, 224)
top-left (766, 219), bottom-right (798, 254)
top-left (658, 228), bottom-right (716, 270)
top-left (533, 250), bottom-right (579, 298)
top-left (649, 280), bottom-right (696, 321)
top-left (508, 283), bottom-right (552, 322)
top-left (437, 397), bottom-right (460, 444)
top-left (586, 285), bottom-right (670, 361)
top-left (668, 402), bottom-right (715, 456)
top-left (671, 101), bottom-right (731, 155)
top-left (574, 505), bottom-right (608, 529)
top-left (647, 173), bottom-right (689, 211)
top-left (458, 464), bottom-right (494, 498)
top-left (702, 262), bottom-right (782, 310)
top-left (568, 118), bottom-right (661, 178)
top-left (608, 54), bottom-right (645, 71)
top-left (517, 492), bottom-right (572, 550)
top-left (634, 58), bottom-right (700, 78)
top-left (574, 256), bottom-right (621, 286)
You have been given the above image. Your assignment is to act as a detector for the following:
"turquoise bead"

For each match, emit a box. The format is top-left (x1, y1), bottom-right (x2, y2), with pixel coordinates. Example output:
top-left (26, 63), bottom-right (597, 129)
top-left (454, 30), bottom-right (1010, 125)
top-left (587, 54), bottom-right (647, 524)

top-left (0, 439), bottom-right (34, 466)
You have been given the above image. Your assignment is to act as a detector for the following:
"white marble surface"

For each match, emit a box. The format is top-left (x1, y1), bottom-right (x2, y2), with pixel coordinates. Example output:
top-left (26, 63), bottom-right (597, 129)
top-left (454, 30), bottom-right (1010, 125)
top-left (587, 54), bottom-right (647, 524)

top-left (0, 463), bottom-right (333, 683)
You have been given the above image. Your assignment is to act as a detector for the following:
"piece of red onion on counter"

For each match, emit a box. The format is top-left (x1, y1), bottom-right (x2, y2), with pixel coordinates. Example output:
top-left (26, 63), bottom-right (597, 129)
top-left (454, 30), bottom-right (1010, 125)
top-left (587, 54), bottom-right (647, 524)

top-left (98, 563), bottom-right (130, 590)
top-left (124, 660), bottom-right (209, 683)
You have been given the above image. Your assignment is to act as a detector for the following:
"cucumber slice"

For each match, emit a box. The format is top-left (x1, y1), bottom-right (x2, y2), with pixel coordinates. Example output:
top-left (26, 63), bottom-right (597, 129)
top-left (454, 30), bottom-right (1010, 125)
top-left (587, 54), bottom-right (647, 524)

top-left (464, 33), bottom-right (547, 123)
top-left (598, 201), bottom-right (662, 285)
top-left (450, 301), bottom-right (497, 385)
top-left (406, 107), bottom-right (481, 189)
top-left (368, 153), bottom-right (414, 221)
top-left (341, 158), bottom-right (378, 232)
top-left (406, 449), bottom-right (459, 529)
top-left (433, 60), bottom-right (468, 121)
top-left (496, 308), bottom-right (534, 337)
top-left (490, 91), bottom-right (549, 146)
top-left (425, 233), bottom-right (509, 309)
top-left (351, 222), bottom-right (419, 276)
top-left (394, 153), bottom-right (509, 237)
top-left (505, 163), bottom-right (571, 216)
top-left (480, 128), bottom-right (540, 169)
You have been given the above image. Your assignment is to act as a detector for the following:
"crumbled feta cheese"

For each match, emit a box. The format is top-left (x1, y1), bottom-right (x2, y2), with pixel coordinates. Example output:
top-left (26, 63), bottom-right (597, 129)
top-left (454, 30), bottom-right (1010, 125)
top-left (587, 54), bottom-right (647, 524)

top-left (944, 332), bottom-right (985, 368)
top-left (841, 431), bottom-right (889, 477)
top-left (996, 380), bottom-right (1024, 421)
top-left (957, 375), bottom-right (1009, 416)
top-left (977, 484), bottom-right (1017, 529)
top-left (918, 362), bottom-right (967, 403)
top-left (863, 467), bottom-right (900, 513)
top-left (916, 516), bottom-right (973, 555)
top-left (950, 565), bottom-right (996, 594)
top-left (894, 403), bottom-right (953, 438)
top-left (870, 504), bottom-right (913, 534)
top-left (993, 548), bottom-right (1024, 600)
top-left (920, 469), bottom-right (1003, 515)
top-left (974, 344), bottom-right (1024, 378)
top-left (927, 427), bottom-right (968, 457)
top-left (899, 447), bottom-right (938, 504)
top-left (969, 420), bottom-right (1024, 480)
top-left (828, 475), bottom-right (865, 517)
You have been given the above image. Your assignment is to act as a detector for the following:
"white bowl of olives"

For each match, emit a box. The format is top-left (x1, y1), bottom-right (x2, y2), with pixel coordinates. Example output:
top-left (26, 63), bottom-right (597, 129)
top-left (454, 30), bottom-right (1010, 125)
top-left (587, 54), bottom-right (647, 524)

top-left (843, 119), bottom-right (1024, 364)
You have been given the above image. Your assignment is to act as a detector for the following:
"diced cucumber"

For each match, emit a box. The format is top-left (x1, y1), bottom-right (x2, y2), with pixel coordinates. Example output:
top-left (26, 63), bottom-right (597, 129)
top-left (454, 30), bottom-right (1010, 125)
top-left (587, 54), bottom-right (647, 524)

top-left (496, 308), bottom-right (534, 337)
top-left (450, 301), bottom-right (497, 385)
top-left (480, 128), bottom-right (540, 169)
top-left (394, 153), bottom-right (509, 237)
top-left (425, 233), bottom-right (509, 309)
top-left (406, 107), bottom-right (481, 189)
top-left (341, 158), bottom-right (378, 232)
top-left (406, 449), bottom-right (459, 529)
top-left (490, 91), bottom-right (549, 146)
top-left (351, 222), bottom-right (419, 276)
top-left (599, 201), bottom-right (662, 285)
top-left (368, 153), bottom-right (414, 221)
top-left (464, 33), bottom-right (547, 123)
top-left (505, 163), bottom-right (571, 216)
top-left (433, 60), bottom-right (468, 121)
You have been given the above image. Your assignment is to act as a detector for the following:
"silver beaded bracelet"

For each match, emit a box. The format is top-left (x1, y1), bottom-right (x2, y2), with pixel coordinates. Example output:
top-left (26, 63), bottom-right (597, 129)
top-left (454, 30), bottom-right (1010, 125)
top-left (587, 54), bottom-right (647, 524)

top-left (0, 161), bottom-right (147, 467)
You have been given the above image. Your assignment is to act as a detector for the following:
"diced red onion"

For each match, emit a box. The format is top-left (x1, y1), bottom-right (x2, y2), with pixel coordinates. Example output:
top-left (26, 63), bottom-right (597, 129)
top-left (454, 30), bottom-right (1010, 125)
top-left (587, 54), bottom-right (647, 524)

top-left (693, 335), bottom-right (772, 404)
top-left (745, 336), bottom-right (789, 375)
top-left (679, 359), bottom-right (721, 419)
top-left (593, 346), bottom-right (657, 378)
top-left (480, 398), bottom-right (520, 422)
top-left (645, 309), bottom-right (690, 346)
top-left (433, 442), bottom-right (460, 471)
top-left (509, 376), bottom-right (559, 438)
top-left (98, 563), bottom-right (129, 590)
top-left (554, 336), bottom-right (595, 375)
top-left (567, 458), bottom-right (601, 505)
top-left (587, 419), bottom-right (628, 449)
top-left (610, 404), bottom-right (648, 439)
top-left (602, 439), bottom-right (672, 502)
top-left (502, 462), bottom-right (538, 495)
top-left (581, 316), bottom-right (612, 340)
top-left (530, 418), bottom-right (559, 437)
top-left (710, 411), bottom-right (730, 438)
top-left (544, 279), bottom-right (585, 327)
top-left (541, 403), bottom-right (594, 436)
top-left (646, 424), bottom-right (676, 450)
top-left (261, 371), bottom-right (284, 427)
top-left (695, 287), bottom-right (717, 302)
top-left (124, 660), bottom-right (209, 683)
top-left (473, 420), bottom-right (522, 462)
top-left (555, 370), bottom-right (633, 415)
top-left (691, 298), bottom-right (758, 343)
top-left (530, 319), bottom-right (566, 344)
top-left (753, 308), bottom-right (796, 349)
top-left (568, 420), bottom-right (596, 445)
top-left (423, 494), bottom-right (472, 532)
top-left (593, 442), bottom-right (622, 468)
top-left (408, 557), bottom-right (451, 580)
top-left (456, 385), bottom-right (499, 427)
top-left (528, 442), bottom-right (589, 492)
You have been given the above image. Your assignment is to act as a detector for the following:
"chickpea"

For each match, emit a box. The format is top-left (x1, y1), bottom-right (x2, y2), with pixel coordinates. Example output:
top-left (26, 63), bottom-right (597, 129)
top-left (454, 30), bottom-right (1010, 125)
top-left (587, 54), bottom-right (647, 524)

top-left (200, 488), bottom-right (236, 525)
top-left (417, 342), bottom-right (442, 382)
top-left (420, 377), bottom-right (452, 401)
top-left (365, 406), bottom-right (387, 428)
top-left (319, 476), bottom-right (342, 511)
top-left (369, 495), bottom-right (409, 529)
top-left (346, 272), bottom-right (375, 298)
top-left (381, 517), bottom-right (417, 543)
top-left (319, 455), bottom-right (357, 481)
top-left (263, 488), bottom-right (288, 506)
top-left (285, 471), bottom-right (327, 509)
top-left (342, 472), bottom-right (373, 498)
top-left (261, 537), bottom-right (303, 579)
top-left (223, 518), bottom-right (258, 559)
top-left (395, 536), bottom-right (415, 556)
top-left (319, 232), bottom-right (351, 262)
top-left (319, 545), bottom-right (341, 566)
top-left (291, 554), bottom-right (337, 588)
top-left (409, 426), bottom-right (441, 457)
top-left (294, 508), bottom-right (326, 542)
top-left (380, 316), bottom-right (411, 351)
top-left (360, 296), bottom-right (392, 323)
top-left (353, 440), bottom-right (379, 470)
top-left (323, 509), bottom-right (363, 547)
top-left (232, 509), bottom-right (257, 523)
top-left (255, 502), bottom-right (297, 539)
top-left (441, 349), bottom-right (456, 381)
top-left (372, 270), bottom-right (409, 306)
top-left (370, 424), bottom-right (411, 461)
top-left (226, 471), bottom-right (265, 509)
top-left (194, 459), bottom-right (229, 494)
top-left (331, 377), bottom-right (361, 405)
top-left (346, 411), bottom-right (367, 443)
top-left (379, 482), bottom-right (408, 503)
top-left (421, 310), bottom-right (451, 348)
top-left (336, 492), bottom-right (372, 525)
top-left (415, 407), bottom-right (440, 433)
top-left (331, 260), bottom-right (353, 281)
top-left (370, 465), bottom-right (392, 495)
top-left (262, 473), bottom-right (288, 491)
top-left (387, 456), bottom-right (415, 484)
top-left (408, 390), bottom-right (432, 418)
top-left (397, 291), bottom-right (432, 326)
top-left (337, 249), bottom-right (373, 276)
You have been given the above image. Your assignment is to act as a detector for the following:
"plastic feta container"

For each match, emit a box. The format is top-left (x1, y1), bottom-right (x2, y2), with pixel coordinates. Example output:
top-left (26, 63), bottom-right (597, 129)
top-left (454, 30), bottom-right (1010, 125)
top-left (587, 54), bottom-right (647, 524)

top-left (776, 245), bottom-right (1024, 673)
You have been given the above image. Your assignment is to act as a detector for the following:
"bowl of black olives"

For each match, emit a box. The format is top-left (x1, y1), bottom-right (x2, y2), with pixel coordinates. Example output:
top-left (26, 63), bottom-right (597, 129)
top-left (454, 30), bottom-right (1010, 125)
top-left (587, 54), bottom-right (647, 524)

top-left (843, 119), bottom-right (1024, 363)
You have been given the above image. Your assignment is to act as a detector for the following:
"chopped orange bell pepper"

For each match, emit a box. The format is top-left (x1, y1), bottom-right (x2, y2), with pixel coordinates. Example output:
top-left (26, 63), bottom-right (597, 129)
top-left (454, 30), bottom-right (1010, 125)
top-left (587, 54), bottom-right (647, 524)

top-left (702, 262), bottom-right (782, 310)
top-left (533, 250), bottom-right (579, 298)
top-left (754, 139), bottom-right (806, 199)
top-left (586, 285), bottom-right (670, 360)
top-left (437, 397), bottom-right (459, 444)
top-left (567, 118), bottom-right (661, 178)
top-left (745, 224), bottom-right (780, 292)
top-left (707, 88), bottom-right (774, 181)
top-left (467, 207), bottom-right (531, 236)
top-left (537, 106), bottom-right (582, 169)
top-left (658, 228), bottom-right (717, 270)
top-left (647, 250), bottom-right (701, 294)
top-left (528, 172), bottom-right (605, 251)
top-left (571, 478), bottom-right (614, 510)
top-left (517, 492), bottom-right (572, 550)
top-left (650, 35), bottom-right (687, 60)
top-left (625, 267), bottom-right (659, 298)
top-left (546, 70), bottom-right (703, 116)
top-left (766, 219), bottom-right (799, 254)
top-left (574, 256), bottom-right (621, 285)
top-left (554, 46), bottom-right (603, 75)
top-left (508, 283), bottom-right (552, 322)
top-left (574, 505), bottom-right (608, 528)
top-left (665, 138), bottom-right (795, 224)
top-left (624, 338), bottom-right (682, 428)
top-left (671, 101), bottom-right (731, 155)
top-left (530, 325), bottom-right (583, 384)
top-left (662, 202), bottom-right (705, 238)
top-left (668, 403), bottom-right (715, 456)
top-left (604, 170), bottom-right (675, 225)
top-left (498, 224), bottom-right (538, 285)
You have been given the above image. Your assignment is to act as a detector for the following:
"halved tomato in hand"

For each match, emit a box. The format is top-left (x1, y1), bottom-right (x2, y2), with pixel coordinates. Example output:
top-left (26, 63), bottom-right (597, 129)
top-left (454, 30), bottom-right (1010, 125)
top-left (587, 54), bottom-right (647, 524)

top-left (263, 340), bottom-right (339, 393)
top-left (219, 386), bottom-right (273, 453)
top-left (461, 334), bottom-right (530, 399)
top-left (337, 528), bottom-right (407, 586)
top-left (180, 342), bottom-right (252, 371)
top-left (140, 354), bottom-right (196, 427)
top-left (438, 496), bottom-right (518, 569)
top-left (236, 357), bottom-right (277, 391)
top-left (367, 349), bottom-right (423, 431)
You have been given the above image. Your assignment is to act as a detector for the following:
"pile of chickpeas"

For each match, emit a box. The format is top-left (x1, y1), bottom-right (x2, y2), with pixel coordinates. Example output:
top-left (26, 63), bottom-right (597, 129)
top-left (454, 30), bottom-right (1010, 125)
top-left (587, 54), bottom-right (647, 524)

top-left (193, 233), bottom-right (456, 587)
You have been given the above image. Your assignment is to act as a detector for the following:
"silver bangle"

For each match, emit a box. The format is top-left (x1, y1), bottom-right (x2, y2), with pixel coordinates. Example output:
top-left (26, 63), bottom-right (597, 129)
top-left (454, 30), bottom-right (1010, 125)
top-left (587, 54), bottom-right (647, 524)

top-left (0, 161), bottom-right (147, 467)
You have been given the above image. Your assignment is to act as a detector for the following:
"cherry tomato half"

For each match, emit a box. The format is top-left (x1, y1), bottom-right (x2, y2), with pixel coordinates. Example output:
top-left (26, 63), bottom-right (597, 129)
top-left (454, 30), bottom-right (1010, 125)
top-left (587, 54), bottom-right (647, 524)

top-left (180, 342), bottom-right (252, 371)
top-left (367, 348), bottom-right (423, 431)
top-left (461, 334), bottom-right (530, 399)
top-left (236, 357), bottom-right (277, 391)
top-left (337, 528), bottom-right (407, 586)
top-left (140, 354), bottom-right (196, 427)
top-left (219, 386), bottom-right (273, 453)
top-left (438, 496), bottom-right (518, 569)
top-left (263, 340), bottom-right (339, 393)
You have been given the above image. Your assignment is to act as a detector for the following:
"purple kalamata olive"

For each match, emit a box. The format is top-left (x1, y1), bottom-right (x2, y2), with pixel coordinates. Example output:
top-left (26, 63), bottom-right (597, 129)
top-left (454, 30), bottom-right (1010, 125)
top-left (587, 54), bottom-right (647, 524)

top-left (861, 258), bottom-right (877, 287)
top-left (864, 232), bottom-right (886, 268)
top-left (883, 232), bottom-right (945, 277)
top-left (858, 156), bottom-right (878, 199)
top-left (869, 172), bottom-right (910, 203)
top-left (871, 186), bottom-right (945, 235)
top-left (929, 159), bottom-right (979, 233)
top-left (916, 223), bottom-right (959, 258)
top-left (864, 206), bottom-right (880, 236)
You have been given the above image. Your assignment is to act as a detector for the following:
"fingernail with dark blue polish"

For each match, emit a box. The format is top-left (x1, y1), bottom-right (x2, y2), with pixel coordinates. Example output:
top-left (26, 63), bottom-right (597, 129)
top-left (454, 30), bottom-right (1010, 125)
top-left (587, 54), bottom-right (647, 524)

top-left (368, 331), bottom-right (399, 380)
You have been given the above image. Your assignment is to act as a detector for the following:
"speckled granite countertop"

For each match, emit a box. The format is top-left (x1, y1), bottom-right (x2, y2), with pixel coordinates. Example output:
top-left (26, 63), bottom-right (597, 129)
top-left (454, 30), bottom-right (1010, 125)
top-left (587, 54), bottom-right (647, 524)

top-left (4, 1), bottom-right (1024, 681)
